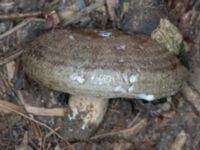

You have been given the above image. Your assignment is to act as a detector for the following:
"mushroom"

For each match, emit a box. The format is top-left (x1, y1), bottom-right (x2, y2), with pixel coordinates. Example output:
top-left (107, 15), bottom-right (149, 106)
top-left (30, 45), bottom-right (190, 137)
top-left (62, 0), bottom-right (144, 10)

top-left (22, 28), bottom-right (188, 140)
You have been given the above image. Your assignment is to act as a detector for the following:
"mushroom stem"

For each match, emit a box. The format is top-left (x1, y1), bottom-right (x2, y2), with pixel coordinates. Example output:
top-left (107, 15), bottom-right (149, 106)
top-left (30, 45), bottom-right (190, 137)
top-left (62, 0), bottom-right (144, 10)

top-left (68, 95), bottom-right (109, 132)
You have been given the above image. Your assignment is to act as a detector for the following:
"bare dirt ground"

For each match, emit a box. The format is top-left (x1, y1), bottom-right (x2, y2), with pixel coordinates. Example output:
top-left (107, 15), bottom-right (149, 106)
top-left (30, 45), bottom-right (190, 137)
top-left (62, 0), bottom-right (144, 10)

top-left (0, 0), bottom-right (200, 150)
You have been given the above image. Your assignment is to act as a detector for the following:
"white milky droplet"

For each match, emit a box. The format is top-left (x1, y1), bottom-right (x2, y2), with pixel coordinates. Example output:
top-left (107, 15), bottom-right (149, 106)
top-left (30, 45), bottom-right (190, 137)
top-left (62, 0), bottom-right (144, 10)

top-left (114, 85), bottom-right (127, 93)
top-left (81, 121), bottom-right (88, 130)
top-left (69, 35), bottom-right (75, 40)
top-left (98, 31), bottom-right (112, 38)
top-left (137, 94), bottom-right (155, 101)
top-left (68, 108), bottom-right (79, 120)
top-left (70, 73), bottom-right (85, 84)
top-left (129, 74), bottom-right (138, 83)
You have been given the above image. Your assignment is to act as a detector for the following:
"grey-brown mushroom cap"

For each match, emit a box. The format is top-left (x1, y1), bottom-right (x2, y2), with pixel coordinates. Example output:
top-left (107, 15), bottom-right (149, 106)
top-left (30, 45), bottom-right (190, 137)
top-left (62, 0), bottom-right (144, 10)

top-left (22, 29), bottom-right (188, 101)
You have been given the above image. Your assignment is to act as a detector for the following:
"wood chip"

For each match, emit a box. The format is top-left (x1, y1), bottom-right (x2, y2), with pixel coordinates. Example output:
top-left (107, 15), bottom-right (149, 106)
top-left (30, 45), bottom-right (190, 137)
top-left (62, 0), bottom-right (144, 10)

top-left (170, 130), bottom-right (187, 150)
top-left (6, 61), bottom-right (16, 83)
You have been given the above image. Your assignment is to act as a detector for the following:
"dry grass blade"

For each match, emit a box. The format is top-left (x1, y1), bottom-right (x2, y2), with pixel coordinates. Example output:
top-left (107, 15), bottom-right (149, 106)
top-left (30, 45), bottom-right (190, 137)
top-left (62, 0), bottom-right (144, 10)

top-left (0, 49), bottom-right (23, 65)
top-left (181, 82), bottom-right (200, 114)
top-left (170, 130), bottom-right (187, 150)
top-left (91, 118), bottom-right (148, 140)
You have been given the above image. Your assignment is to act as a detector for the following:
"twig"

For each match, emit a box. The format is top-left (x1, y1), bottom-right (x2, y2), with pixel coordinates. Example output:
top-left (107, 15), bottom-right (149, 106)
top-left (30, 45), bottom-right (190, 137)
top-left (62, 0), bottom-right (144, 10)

top-left (43, 127), bottom-right (61, 150)
top-left (170, 130), bottom-right (187, 150)
top-left (0, 99), bottom-right (66, 116)
top-left (44, 0), bottom-right (60, 10)
top-left (0, 100), bottom-right (74, 150)
top-left (181, 82), bottom-right (200, 114)
top-left (45, 127), bottom-right (61, 139)
top-left (0, 11), bottom-right (42, 20)
top-left (62, 1), bottom-right (105, 26)
top-left (0, 101), bottom-right (60, 136)
top-left (0, 18), bottom-right (45, 40)
top-left (90, 118), bottom-right (148, 140)
top-left (0, 49), bottom-right (23, 65)
top-left (127, 112), bottom-right (141, 128)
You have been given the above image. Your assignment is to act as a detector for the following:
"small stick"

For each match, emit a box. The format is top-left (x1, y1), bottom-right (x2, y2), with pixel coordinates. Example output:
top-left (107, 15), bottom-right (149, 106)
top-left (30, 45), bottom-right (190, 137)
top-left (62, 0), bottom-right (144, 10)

top-left (181, 83), bottom-right (200, 114)
top-left (0, 18), bottom-right (45, 40)
top-left (90, 118), bottom-right (147, 140)
top-left (0, 49), bottom-right (23, 65)
top-left (0, 99), bottom-right (66, 116)
top-left (0, 11), bottom-right (42, 20)
top-left (127, 112), bottom-right (141, 128)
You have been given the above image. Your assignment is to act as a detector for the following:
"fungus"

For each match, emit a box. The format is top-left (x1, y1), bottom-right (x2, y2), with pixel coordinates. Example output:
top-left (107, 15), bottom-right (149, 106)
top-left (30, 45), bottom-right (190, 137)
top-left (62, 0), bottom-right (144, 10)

top-left (22, 28), bottom-right (188, 140)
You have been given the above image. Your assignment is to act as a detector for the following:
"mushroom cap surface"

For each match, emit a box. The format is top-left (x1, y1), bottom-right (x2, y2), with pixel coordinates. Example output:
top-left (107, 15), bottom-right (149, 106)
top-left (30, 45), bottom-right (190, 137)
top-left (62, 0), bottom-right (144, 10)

top-left (22, 29), bottom-right (188, 100)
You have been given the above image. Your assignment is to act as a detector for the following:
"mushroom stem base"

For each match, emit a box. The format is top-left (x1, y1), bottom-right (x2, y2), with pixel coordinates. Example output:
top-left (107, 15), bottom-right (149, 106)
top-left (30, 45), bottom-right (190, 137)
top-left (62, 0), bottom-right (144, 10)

top-left (61, 95), bottom-right (109, 140)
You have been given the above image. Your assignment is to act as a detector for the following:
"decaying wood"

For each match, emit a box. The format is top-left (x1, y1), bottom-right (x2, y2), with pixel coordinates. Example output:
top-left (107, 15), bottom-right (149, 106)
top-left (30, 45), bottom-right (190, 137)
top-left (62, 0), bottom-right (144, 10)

top-left (91, 118), bottom-right (148, 140)
top-left (181, 83), bottom-right (200, 114)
